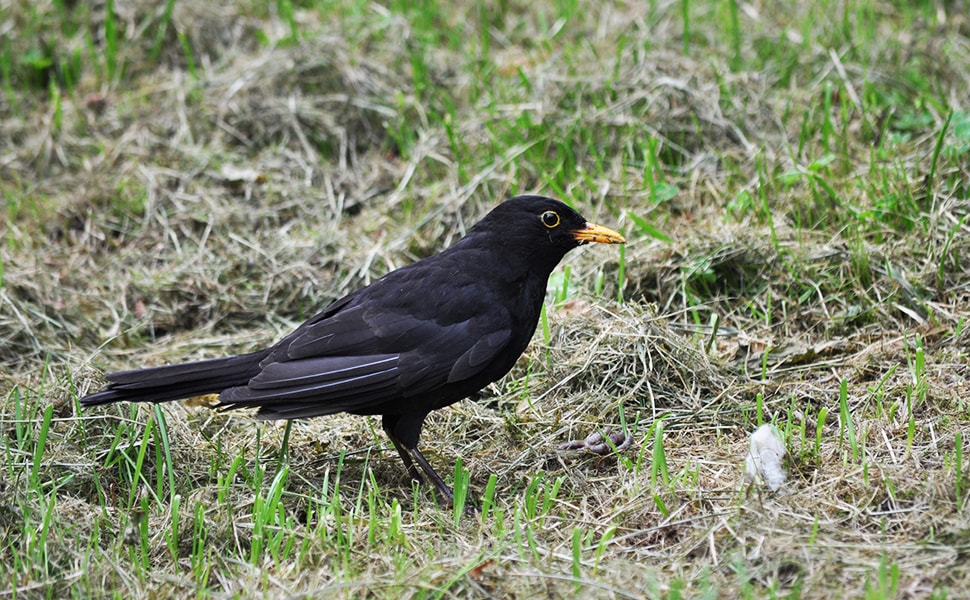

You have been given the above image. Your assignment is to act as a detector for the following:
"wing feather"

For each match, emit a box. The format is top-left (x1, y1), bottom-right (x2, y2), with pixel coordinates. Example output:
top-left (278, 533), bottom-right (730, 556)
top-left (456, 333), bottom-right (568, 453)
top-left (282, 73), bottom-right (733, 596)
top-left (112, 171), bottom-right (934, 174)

top-left (218, 354), bottom-right (399, 410)
top-left (220, 265), bottom-right (518, 415)
top-left (447, 329), bottom-right (511, 383)
top-left (249, 355), bottom-right (397, 389)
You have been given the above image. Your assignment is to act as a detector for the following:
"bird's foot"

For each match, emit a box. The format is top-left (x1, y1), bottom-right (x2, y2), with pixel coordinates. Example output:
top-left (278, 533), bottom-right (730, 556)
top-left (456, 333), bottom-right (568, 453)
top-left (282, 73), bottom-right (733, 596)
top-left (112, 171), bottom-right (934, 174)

top-left (560, 430), bottom-right (633, 455)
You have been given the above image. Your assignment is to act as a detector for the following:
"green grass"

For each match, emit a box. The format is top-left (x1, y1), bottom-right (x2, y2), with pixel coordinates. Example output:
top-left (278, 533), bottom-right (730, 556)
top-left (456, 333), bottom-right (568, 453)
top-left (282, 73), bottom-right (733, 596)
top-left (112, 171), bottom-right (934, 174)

top-left (1, 0), bottom-right (969, 597)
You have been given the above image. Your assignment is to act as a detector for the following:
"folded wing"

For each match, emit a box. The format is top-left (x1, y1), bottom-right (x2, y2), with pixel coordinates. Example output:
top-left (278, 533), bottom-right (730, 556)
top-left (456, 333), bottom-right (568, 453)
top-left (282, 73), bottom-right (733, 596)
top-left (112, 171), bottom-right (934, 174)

top-left (218, 290), bottom-right (514, 418)
top-left (218, 354), bottom-right (400, 418)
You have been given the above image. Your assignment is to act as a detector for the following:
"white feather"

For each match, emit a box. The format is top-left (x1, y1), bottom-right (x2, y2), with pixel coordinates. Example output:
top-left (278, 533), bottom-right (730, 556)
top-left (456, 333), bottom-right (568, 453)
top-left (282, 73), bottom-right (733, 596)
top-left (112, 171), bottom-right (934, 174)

top-left (745, 424), bottom-right (787, 490)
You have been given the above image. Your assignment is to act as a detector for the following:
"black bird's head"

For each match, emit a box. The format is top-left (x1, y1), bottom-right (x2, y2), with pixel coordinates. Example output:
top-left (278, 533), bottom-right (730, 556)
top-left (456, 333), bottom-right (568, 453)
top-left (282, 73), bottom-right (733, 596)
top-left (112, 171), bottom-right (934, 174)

top-left (467, 196), bottom-right (625, 273)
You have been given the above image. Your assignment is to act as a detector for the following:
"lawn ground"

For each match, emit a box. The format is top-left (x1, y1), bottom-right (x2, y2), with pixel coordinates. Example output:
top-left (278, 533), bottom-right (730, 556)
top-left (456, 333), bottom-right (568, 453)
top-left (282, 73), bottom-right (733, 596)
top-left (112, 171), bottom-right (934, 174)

top-left (2, 0), bottom-right (969, 597)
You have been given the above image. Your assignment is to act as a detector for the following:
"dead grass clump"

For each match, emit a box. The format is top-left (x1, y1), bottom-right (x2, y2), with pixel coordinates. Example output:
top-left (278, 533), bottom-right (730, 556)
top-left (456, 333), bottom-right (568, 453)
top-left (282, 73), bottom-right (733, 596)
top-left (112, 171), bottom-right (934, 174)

top-left (618, 52), bottom-right (760, 160)
top-left (625, 229), bottom-right (777, 311)
top-left (524, 301), bottom-right (738, 440)
top-left (412, 299), bottom-right (743, 527)
top-left (204, 36), bottom-right (406, 163)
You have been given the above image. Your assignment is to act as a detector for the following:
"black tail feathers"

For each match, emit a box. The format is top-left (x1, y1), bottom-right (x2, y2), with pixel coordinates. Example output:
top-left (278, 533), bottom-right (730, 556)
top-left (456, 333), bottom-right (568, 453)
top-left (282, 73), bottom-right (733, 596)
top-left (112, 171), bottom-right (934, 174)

top-left (80, 350), bottom-right (271, 406)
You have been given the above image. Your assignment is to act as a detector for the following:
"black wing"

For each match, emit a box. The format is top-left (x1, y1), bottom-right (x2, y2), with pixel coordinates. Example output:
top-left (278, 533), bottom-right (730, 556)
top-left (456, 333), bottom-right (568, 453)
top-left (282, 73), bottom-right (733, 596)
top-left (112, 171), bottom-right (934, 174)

top-left (217, 265), bottom-right (514, 418)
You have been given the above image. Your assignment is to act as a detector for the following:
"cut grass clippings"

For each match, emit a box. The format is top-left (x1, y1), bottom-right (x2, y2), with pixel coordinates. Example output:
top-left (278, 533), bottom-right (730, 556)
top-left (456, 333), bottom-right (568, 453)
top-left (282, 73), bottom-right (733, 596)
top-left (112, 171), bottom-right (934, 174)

top-left (2, 0), bottom-right (969, 597)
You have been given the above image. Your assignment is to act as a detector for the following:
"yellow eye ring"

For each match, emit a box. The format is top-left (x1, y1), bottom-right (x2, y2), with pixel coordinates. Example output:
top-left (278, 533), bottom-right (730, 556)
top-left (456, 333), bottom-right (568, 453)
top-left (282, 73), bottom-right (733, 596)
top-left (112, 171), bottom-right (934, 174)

top-left (541, 211), bottom-right (560, 228)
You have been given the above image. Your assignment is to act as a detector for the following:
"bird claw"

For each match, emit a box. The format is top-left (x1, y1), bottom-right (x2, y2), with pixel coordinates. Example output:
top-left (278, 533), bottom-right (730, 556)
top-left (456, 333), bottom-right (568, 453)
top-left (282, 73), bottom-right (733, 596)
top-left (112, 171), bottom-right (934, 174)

top-left (560, 430), bottom-right (633, 455)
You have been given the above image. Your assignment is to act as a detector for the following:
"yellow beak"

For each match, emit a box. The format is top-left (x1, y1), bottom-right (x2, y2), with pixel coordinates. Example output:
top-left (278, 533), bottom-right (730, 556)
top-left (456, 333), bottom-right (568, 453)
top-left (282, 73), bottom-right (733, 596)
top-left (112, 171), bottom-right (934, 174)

top-left (572, 222), bottom-right (626, 245)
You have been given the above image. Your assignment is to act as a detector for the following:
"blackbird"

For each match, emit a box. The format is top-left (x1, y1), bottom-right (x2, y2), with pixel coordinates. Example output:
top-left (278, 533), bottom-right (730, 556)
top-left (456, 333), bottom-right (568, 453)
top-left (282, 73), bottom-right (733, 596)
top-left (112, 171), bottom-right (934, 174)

top-left (81, 195), bottom-right (625, 501)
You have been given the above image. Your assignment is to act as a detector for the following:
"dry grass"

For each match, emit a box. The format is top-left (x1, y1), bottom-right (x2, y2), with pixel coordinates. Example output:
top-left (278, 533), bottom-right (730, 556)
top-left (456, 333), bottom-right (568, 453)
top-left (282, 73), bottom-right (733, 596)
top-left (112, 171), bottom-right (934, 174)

top-left (2, 0), bottom-right (970, 597)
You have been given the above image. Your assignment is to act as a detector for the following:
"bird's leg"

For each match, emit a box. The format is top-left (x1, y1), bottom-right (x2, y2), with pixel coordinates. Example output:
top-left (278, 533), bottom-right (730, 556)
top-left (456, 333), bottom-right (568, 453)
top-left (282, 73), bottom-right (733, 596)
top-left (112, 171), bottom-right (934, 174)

top-left (388, 432), bottom-right (459, 505)
top-left (409, 446), bottom-right (454, 504)
top-left (390, 436), bottom-right (423, 483)
top-left (382, 417), bottom-right (423, 483)
top-left (383, 413), bottom-right (474, 508)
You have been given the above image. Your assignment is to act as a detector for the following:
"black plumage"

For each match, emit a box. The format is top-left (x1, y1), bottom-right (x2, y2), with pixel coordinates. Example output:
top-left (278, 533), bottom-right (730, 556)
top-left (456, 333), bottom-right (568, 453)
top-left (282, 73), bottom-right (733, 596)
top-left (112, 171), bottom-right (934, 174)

top-left (81, 195), bottom-right (625, 501)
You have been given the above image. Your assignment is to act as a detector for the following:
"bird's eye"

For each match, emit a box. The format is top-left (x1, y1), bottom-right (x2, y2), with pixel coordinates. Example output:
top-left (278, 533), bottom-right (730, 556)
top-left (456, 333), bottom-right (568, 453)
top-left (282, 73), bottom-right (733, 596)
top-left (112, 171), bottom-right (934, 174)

top-left (541, 211), bottom-right (560, 228)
